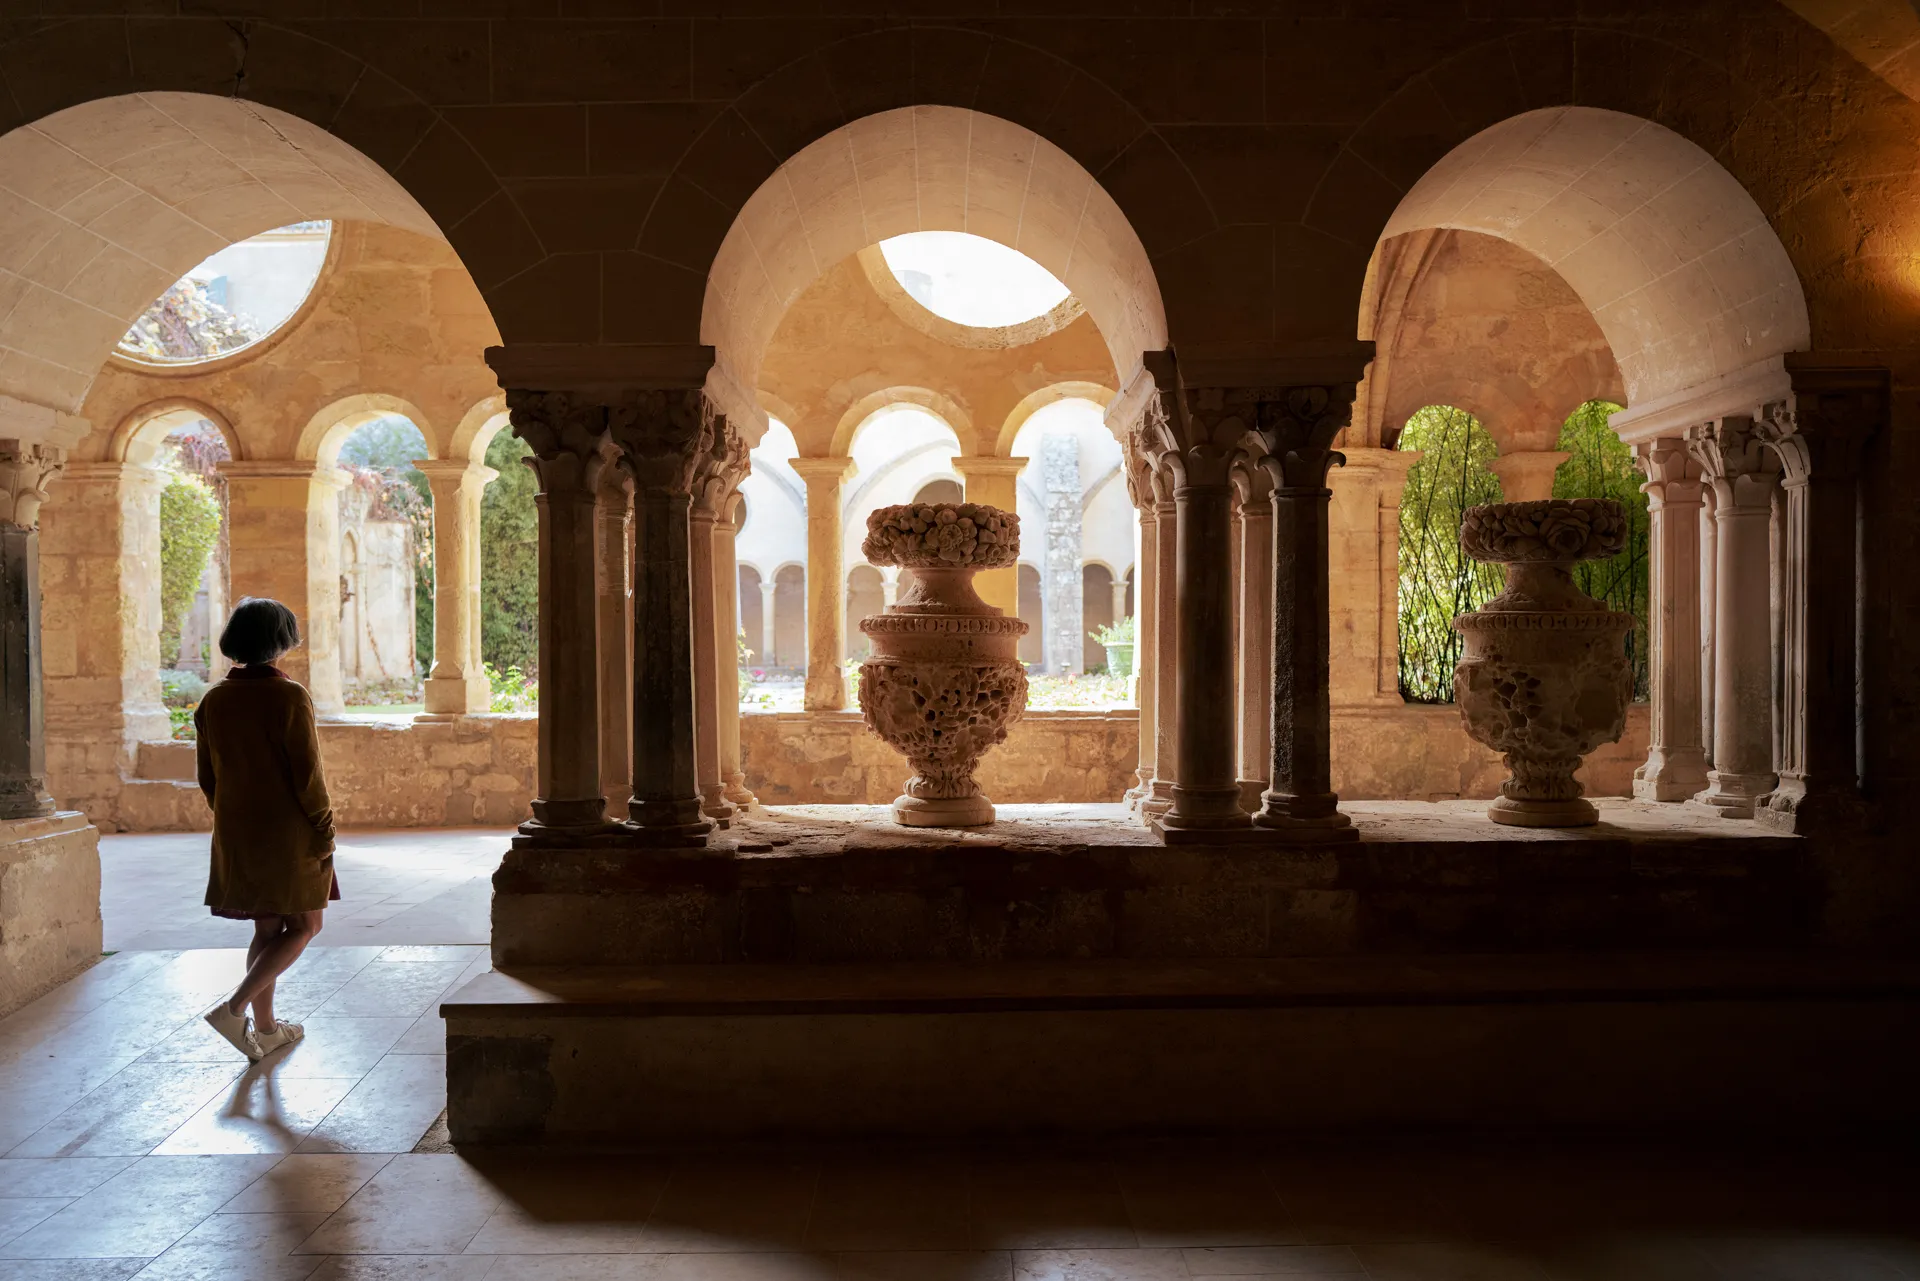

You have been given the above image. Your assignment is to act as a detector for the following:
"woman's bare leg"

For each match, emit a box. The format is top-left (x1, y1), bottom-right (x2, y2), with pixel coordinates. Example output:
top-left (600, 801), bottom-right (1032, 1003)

top-left (245, 918), bottom-right (281, 1030)
top-left (226, 911), bottom-right (323, 1031)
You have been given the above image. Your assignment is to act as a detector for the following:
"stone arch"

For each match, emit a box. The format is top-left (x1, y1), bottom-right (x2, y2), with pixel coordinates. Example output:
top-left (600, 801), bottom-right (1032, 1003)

top-left (296, 393), bottom-right (442, 468)
top-left (449, 396), bottom-right (511, 467)
top-left (994, 382), bottom-right (1117, 458)
top-left (1375, 107), bottom-right (1810, 407)
top-left (107, 400), bottom-right (242, 465)
top-left (700, 105), bottom-right (1170, 409)
top-left (830, 387), bottom-right (975, 459)
top-left (0, 91), bottom-right (468, 415)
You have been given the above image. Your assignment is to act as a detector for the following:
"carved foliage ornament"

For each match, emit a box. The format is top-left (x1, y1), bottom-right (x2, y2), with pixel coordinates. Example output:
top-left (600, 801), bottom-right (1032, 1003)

top-left (611, 388), bottom-right (715, 496)
top-left (861, 502), bottom-right (1020, 569)
top-left (0, 440), bottom-right (66, 530)
top-left (1250, 384), bottom-right (1355, 491)
top-left (1752, 381), bottom-right (1883, 484)
top-left (690, 414), bottom-right (749, 516)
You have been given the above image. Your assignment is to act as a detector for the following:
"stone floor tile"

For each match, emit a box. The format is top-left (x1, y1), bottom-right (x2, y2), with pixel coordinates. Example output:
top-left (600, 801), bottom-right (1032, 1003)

top-left (0, 1155), bottom-right (280, 1260)
top-left (833, 1251), bottom-right (1015, 1280)
top-left (646, 1255), bottom-right (841, 1280)
top-left (1115, 1160), bottom-right (1302, 1249)
top-left (221, 1155), bottom-right (395, 1214)
top-left (0, 1204), bottom-right (68, 1252)
top-left (1350, 1241), bottom-right (1564, 1281)
top-left (302, 1259), bottom-right (497, 1281)
top-left (636, 1158), bottom-right (819, 1253)
top-left (128, 1211), bottom-right (331, 1280)
top-left (374, 948), bottom-right (488, 967)
top-left (481, 1259), bottom-right (659, 1281)
top-left (387, 1016), bottom-right (445, 1057)
top-left (306, 966), bottom-right (472, 1022)
top-left (804, 1160), bottom-right (979, 1253)
top-left (265, 1021), bottom-right (415, 1080)
top-left (0, 1160), bottom-right (135, 1198)
top-left (460, 1154), bottom-right (667, 1255)
top-left (8, 1063), bottom-right (248, 1159)
top-left (1526, 1236), bottom-right (1720, 1281)
top-left (1263, 1159), bottom-right (1464, 1246)
top-left (967, 1160), bottom-right (1136, 1250)
top-left (1178, 1245), bottom-right (1367, 1276)
top-left (294, 1154), bottom-right (501, 1256)
top-left (1011, 1248), bottom-right (1191, 1280)
top-left (1688, 1234), bottom-right (1915, 1280)
top-left (152, 1075), bottom-right (363, 1156)
top-left (295, 1056), bottom-right (445, 1155)
top-left (0, 1261), bottom-right (150, 1279)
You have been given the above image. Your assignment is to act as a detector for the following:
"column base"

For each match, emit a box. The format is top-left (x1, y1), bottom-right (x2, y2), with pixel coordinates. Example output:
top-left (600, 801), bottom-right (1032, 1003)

top-left (0, 779), bottom-right (55, 822)
top-left (1237, 779), bottom-right (1267, 814)
top-left (522, 797), bottom-right (610, 836)
top-left (1755, 778), bottom-right (1866, 835)
top-left (1686, 770), bottom-right (1776, 820)
top-left (423, 674), bottom-right (491, 717)
top-left (1253, 793), bottom-right (1359, 843)
top-left (1632, 749), bottom-right (1710, 803)
top-left (627, 797), bottom-right (715, 845)
top-left (1159, 784), bottom-right (1253, 833)
top-left (699, 785), bottom-right (737, 829)
top-left (1488, 795), bottom-right (1597, 828)
top-left (617, 818), bottom-right (714, 847)
top-left (1137, 780), bottom-right (1176, 820)
top-left (803, 664), bottom-right (847, 712)
top-left (721, 772), bottom-right (757, 808)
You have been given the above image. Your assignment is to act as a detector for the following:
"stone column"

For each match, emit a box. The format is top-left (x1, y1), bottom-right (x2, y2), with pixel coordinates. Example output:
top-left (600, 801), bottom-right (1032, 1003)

top-left (716, 494), bottom-right (755, 808)
top-left (40, 462), bottom-right (169, 824)
top-left (950, 455), bottom-right (1028, 617)
top-left (1041, 433), bottom-right (1083, 675)
top-left (0, 441), bottom-right (64, 818)
top-left (1125, 457), bottom-right (1159, 809)
top-left (1753, 369), bottom-right (1883, 833)
top-left (1488, 449), bottom-right (1570, 503)
top-left (1148, 468), bottom-right (1180, 815)
top-left (759, 579), bottom-right (777, 666)
top-left (614, 391), bottom-right (718, 843)
top-left (1686, 416), bottom-right (1781, 817)
top-left (1236, 464), bottom-right (1274, 811)
top-left (790, 456), bottom-right (856, 711)
top-left (1631, 438), bottom-right (1710, 801)
top-left (594, 474), bottom-right (632, 812)
top-left (1138, 354), bottom-right (1249, 835)
top-left (502, 391), bottom-right (617, 836)
top-left (691, 420), bottom-right (749, 826)
top-left (220, 461), bottom-right (347, 714)
top-left (414, 459), bottom-right (496, 717)
top-left (1255, 382), bottom-right (1365, 841)
top-left (1699, 485), bottom-right (1717, 768)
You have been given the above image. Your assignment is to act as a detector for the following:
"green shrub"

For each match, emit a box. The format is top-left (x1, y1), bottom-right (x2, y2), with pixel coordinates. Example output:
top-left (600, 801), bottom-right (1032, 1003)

top-left (1552, 400), bottom-right (1650, 700)
top-left (158, 668), bottom-right (207, 707)
top-left (158, 473), bottom-right (221, 670)
top-left (481, 432), bottom-right (538, 676)
top-left (1396, 406), bottom-right (1504, 703)
top-left (486, 662), bottom-right (537, 714)
top-left (1089, 616), bottom-right (1134, 646)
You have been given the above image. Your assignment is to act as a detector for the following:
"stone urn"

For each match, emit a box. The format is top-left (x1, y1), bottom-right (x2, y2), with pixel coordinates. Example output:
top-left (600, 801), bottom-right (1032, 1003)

top-left (1452, 498), bottom-right (1635, 827)
top-left (856, 502), bottom-right (1029, 827)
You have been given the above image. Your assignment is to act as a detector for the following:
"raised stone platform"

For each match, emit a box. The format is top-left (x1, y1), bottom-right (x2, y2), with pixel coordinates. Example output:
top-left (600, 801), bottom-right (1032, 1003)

top-left (444, 949), bottom-right (1920, 1144)
top-left (492, 800), bottom-right (1814, 965)
top-left (0, 811), bottom-right (101, 1017)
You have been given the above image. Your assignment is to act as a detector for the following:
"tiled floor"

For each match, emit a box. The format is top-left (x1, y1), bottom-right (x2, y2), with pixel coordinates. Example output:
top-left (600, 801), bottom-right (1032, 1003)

top-left (0, 830), bottom-right (1914, 1278)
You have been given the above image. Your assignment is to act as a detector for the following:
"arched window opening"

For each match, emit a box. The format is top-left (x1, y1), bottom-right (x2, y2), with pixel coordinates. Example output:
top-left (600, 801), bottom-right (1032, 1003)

top-left (156, 421), bottom-right (230, 739)
top-left (739, 564), bottom-right (767, 673)
top-left (879, 231), bottom-right (1070, 328)
top-left (119, 222), bottom-right (332, 366)
top-left (480, 428), bottom-right (539, 712)
top-left (734, 420), bottom-right (808, 707)
top-left (912, 479), bottom-right (964, 506)
top-left (1552, 400), bottom-right (1651, 700)
top-left (846, 565), bottom-right (886, 661)
top-left (773, 565), bottom-right (808, 670)
top-left (1396, 405), bottom-right (1504, 704)
top-left (335, 416), bottom-right (429, 712)
top-left (1082, 564), bottom-right (1116, 673)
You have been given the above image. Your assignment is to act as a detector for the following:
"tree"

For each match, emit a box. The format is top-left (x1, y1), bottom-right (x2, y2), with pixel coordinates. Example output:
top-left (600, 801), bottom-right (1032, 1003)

top-left (480, 431), bottom-right (538, 676)
top-left (158, 473), bottom-right (222, 669)
top-left (1396, 405), bottom-right (1505, 703)
top-left (120, 280), bottom-right (261, 362)
top-left (1552, 400), bottom-right (1651, 700)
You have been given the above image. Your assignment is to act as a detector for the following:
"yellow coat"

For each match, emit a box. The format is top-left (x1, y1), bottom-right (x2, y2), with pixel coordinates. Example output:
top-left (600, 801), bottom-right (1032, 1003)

top-left (195, 667), bottom-right (337, 918)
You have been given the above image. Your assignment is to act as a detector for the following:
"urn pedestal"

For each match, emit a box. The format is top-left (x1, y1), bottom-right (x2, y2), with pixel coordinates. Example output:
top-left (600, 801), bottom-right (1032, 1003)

top-left (856, 503), bottom-right (1029, 827)
top-left (1452, 499), bottom-right (1635, 828)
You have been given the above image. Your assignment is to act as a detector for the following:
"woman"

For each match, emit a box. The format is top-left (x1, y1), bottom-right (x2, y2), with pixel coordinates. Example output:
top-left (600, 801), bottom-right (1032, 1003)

top-left (197, 597), bottom-right (338, 1062)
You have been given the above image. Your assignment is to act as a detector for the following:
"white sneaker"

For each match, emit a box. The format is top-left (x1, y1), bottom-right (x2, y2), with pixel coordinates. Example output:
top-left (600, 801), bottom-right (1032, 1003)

top-left (203, 1000), bottom-right (262, 1062)
top-left (253, 1021), bottom-right (304, 1057)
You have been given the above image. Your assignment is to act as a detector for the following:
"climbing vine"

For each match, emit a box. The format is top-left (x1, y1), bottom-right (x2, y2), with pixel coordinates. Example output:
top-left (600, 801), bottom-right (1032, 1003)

top-left (158, 473), bottom-right (222, 670)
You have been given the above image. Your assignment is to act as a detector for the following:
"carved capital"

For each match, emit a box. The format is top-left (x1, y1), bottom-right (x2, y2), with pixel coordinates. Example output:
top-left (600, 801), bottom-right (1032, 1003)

top-left (1684, 415), bottom-right (1779, 511)
top-left (690, 414), bottom-right (749, 517)
top-left (609, 388), bottom-right (715, 497)
top-left (0, 439), bottom-right (66, 530)
top-left (1252, 384), bottom-right (1356, 491)
top-left (1754, 369), bottom-right (1884, 484)
top-left (505, 389), bottom-right (621, 497)
top-left (1632, 436), bottom-right (1703, 509)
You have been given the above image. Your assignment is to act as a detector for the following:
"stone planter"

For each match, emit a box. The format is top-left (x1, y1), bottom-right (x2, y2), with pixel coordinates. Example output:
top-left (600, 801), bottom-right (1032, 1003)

top-left (857, 502), bottom-right (1028, 827)
top-left (1452, 498), bottom-right (1635, 827)
top-left (1103, 642), bottom-right (1134, 679)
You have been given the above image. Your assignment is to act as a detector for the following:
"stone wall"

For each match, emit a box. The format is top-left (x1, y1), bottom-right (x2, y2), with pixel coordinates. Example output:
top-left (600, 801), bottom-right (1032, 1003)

top-left (0, 813), bottom-right (100, 1018)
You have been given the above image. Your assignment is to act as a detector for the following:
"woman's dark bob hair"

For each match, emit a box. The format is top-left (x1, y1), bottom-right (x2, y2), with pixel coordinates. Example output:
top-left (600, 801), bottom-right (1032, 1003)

top-left (219, 597), bottom-right (301, 666)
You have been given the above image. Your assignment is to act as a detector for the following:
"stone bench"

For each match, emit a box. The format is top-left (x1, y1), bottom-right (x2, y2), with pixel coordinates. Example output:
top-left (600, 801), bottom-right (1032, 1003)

top-left (442, 951), bottom-right (1920, 1145)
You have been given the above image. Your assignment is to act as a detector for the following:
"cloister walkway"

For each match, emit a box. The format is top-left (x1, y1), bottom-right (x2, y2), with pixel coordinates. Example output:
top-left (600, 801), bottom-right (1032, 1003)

top-left (0, 827), bottom-right (1915, 1279)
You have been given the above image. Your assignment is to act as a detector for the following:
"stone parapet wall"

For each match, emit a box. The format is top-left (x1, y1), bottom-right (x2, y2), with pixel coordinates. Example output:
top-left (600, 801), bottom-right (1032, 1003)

top-left (0, 813), bottom-right (102, 1018)
top-left (742, 710), bottom-right (1138, 806)
top-left (1331, 701), bottom-right (1650, 802)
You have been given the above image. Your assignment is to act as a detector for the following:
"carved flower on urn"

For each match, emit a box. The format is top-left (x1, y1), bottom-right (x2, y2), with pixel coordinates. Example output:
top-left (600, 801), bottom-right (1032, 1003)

top-left (856, 502), bottom-right (1028, 827)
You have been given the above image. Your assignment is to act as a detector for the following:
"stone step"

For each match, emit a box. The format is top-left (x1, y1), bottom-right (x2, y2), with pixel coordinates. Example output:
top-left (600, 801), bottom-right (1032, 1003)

top-left (442, 952), bottom-right (1920, 1145)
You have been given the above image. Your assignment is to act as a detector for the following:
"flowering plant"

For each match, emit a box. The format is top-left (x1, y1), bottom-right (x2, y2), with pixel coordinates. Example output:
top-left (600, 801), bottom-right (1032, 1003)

top-left (1459, 498), bottom-right (1627, 564)
top-left (860, 502), bottom-right (1020, 568)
